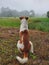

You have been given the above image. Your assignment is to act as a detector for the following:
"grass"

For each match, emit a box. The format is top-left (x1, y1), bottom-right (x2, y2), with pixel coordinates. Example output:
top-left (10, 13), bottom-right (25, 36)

top-left (0, 17), bottom-right (49, 32)
top-left (30, 53), bottom-right (37, 60)
top-left (28, 18), bottom-right (49, 32)
top-left (0, 17), bottom-right (49, 65)
top-left (0, 18), bottom-right (20, 28)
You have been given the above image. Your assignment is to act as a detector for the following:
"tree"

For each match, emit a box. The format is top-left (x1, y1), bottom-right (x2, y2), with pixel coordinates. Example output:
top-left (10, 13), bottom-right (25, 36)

top-left (47, 11), bottom-right (49, 18)
top-left (0, 7), bottom-right (35, 17)
top-left (29, 10), bottom-right (35, 17)
top-left (19, 10), bottom-right (29, 16)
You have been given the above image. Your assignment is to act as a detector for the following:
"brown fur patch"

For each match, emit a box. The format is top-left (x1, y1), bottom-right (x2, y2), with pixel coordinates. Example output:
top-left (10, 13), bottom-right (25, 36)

top-left (19, 30), bottom-right (31, 53)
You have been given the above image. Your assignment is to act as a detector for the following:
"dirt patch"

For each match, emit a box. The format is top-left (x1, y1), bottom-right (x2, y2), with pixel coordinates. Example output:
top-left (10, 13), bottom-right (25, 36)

top-left (0, 28), bottom-right (49, 65)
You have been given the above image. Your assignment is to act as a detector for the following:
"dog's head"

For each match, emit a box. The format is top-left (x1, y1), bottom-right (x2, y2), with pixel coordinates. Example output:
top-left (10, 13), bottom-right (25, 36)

top-left (19, 16), bottom-right (28, 32)
top-left (19, 16), bottom-right (28, 20)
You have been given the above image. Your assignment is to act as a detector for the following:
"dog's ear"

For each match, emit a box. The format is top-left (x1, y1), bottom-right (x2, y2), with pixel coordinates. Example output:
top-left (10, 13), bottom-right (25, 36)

top-left (25, 17), bottom-right (28, 20)
top-left (19, 17), bottom-right (23, 20)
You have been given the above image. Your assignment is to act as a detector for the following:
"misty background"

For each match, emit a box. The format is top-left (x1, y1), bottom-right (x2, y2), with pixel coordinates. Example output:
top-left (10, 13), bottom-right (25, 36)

top-left (0, 0), bottom-right (49, 17)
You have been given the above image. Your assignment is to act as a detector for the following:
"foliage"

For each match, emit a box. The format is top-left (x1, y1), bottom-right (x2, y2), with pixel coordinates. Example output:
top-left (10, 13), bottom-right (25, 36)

top-left (30, 53), bottom-right (37, 60)
top-left (47, 11), bottom-right (49, 18)
top-left (0, 7), bottom-right (35, 17)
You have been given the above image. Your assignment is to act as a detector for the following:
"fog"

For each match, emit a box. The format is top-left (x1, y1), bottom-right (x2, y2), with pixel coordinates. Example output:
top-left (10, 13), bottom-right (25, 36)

top-left (0, 0), bottom-right (49, 14)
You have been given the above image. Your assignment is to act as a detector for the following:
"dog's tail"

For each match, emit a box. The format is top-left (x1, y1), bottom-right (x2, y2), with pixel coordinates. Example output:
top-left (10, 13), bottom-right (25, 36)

top-left (16, 56), bottom-right (28, 64)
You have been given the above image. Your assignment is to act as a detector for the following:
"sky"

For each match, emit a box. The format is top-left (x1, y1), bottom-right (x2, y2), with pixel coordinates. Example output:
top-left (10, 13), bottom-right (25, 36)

top-left (0, 0), bottom-right (49, 14)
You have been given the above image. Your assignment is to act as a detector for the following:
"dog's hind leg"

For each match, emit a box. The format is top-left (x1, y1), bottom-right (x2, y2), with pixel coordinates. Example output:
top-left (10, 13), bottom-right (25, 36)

top-left (30, 41), bottom-right (34, 53)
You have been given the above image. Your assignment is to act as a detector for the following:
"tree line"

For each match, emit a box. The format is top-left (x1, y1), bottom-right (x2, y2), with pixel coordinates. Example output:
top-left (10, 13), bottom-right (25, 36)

top-left (0, 7), bottom-right (35, 17)
top-left (0, 7), bottom-right (49, 18)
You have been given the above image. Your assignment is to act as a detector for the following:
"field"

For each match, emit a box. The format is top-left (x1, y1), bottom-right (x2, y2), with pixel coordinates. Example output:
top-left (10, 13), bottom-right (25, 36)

top-left (0, 17), bottom-right (49, 32)
top-left (28, 18), bottom-right (49, 32)
top-left (0, 18), bottom-right (49, 65)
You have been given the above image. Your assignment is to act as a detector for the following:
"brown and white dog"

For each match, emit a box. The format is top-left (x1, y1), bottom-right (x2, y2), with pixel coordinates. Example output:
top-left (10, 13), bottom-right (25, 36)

top-left (16, 16), bottom-right (33, 64)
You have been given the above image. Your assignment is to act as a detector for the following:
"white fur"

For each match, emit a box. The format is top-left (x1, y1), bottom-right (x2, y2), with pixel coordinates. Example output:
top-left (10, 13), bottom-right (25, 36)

top-left (17, 40), bottom-right (24, 53)
top-left (29, 41), bottom-right (34, 53)
top-left (20, 19), bottom-right (28, 32)
top-left (16, 56), bottom-right (28, 64)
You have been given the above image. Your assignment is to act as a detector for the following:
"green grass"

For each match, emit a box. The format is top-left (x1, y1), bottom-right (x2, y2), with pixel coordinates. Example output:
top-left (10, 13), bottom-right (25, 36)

top-left (0, 18), bottom-right (20, 28)
top-left (30, 53), bottom-right (37, 60)
top-left (0, 17), bottom-right (49, 32)
top-left (28, 18), bottom-right (49, 32)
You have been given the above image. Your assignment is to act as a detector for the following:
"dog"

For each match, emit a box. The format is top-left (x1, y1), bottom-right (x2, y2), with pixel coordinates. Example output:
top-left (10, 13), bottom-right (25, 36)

top-left (16, 16), bottom-right (33, 64)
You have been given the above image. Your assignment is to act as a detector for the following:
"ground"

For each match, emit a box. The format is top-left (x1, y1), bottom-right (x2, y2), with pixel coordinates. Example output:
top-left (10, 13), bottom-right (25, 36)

top-left (0, 28), bottom-right (49, 65)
